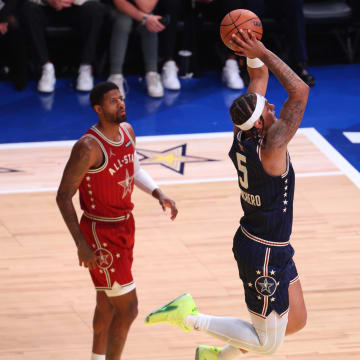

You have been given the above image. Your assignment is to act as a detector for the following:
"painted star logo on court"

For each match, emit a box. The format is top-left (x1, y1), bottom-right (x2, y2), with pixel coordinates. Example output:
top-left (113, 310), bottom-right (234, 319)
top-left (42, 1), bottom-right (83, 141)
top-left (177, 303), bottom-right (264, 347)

top-left (117, 169), bottom-right (133, 198)
top-left (136, 144), bottom-right (218, 175)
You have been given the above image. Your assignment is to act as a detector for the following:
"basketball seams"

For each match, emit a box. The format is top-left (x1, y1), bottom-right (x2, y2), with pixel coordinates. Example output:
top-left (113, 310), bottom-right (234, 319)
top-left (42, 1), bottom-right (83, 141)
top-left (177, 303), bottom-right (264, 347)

top-left (229, 11), bottom-right (242, 26)
top-left (220, 9), bottom-right (263, 48)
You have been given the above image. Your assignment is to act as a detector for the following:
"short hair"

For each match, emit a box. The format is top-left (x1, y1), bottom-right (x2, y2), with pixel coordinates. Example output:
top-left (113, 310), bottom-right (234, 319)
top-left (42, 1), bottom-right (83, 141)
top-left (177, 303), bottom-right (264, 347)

top-left (89, 81), bottom-right (119, 108)
top-left (229, 93), bottom-right (257, 127)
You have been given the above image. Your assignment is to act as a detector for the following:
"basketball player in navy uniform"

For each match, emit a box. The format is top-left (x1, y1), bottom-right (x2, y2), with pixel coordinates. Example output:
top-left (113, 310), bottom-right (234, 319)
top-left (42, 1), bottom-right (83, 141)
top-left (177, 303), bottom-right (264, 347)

top-left (144, 29), bottom-right (309, 360)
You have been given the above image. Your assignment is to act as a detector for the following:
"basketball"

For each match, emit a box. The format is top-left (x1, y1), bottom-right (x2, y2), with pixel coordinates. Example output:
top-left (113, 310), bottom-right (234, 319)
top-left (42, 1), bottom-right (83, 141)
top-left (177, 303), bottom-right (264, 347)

top-left (220, 9), bottom-right (263, 52)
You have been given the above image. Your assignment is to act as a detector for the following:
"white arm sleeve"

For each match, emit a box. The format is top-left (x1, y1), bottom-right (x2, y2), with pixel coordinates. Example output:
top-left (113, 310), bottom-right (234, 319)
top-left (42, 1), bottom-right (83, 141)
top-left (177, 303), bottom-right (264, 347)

top-left (133, 152), bottom-right (159, 194)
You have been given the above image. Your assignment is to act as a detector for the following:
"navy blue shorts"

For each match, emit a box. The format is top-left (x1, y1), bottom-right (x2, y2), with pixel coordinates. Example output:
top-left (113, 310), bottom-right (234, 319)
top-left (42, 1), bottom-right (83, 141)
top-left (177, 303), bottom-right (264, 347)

top-left (232, 226), bottom-right (299, 319)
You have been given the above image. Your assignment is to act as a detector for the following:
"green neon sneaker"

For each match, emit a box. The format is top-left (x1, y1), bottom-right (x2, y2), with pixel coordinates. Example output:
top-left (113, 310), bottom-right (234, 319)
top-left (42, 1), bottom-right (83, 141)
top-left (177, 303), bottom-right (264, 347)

top-left (145, 293), bottom-right (198, 332)
top-left (195, 345), bottom-right (222, 360)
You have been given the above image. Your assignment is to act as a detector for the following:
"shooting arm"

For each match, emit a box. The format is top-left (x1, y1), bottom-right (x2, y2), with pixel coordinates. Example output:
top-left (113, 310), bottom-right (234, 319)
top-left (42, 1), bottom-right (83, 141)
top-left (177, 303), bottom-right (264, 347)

top-left (260, 49), bottom-right (309, 149)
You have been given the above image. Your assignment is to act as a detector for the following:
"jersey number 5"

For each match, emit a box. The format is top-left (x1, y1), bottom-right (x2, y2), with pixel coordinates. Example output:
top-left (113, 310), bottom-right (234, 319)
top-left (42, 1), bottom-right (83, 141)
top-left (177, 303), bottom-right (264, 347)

top-left (236, 153), bottom-right (248, 189)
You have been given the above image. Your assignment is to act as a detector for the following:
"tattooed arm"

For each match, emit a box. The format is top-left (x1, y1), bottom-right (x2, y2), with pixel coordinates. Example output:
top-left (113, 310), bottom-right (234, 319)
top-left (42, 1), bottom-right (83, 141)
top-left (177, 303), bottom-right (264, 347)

top-left (232, 29), bottom-right (309, 175)
top-left (258, 49), bottom-right (309, 174)
top-left (261, 50), bottom-right (309, 149)
top-left (56, 137), bottom-right (103, 270)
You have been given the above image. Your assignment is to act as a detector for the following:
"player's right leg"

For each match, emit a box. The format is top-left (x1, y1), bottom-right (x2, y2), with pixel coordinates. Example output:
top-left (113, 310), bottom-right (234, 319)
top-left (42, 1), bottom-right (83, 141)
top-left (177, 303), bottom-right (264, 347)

top-left (286, 279), bottom-right (307, 335)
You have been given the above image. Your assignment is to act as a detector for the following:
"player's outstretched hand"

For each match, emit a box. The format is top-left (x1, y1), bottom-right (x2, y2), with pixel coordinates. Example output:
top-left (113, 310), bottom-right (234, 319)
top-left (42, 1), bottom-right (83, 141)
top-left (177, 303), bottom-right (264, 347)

top-left (231, 29), bottom-right (266, 59)
top-left (153, 189), bottom-right (178, 220)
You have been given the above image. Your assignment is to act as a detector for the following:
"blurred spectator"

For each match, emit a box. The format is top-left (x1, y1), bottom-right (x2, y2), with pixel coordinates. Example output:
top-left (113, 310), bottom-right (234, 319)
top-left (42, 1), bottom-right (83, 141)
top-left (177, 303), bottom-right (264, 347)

top-left (21, 0), bottom-right (106, 93)
top-left (0, 0), bottom-right (28, 90)
top-left (194, 0), bottom-right (245, 90)
top-left (155, 0), bottom-right (187, 91)
top-left (107, 0), bottom-right (165, 98)
top-left (244, 0), bottom-right (316, 87)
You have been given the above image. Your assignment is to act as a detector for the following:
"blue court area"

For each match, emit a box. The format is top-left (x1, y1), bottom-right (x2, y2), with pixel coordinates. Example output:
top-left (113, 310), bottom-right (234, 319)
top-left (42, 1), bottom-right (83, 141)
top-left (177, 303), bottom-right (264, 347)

top-left (1, 64), bottom-right (360, 172)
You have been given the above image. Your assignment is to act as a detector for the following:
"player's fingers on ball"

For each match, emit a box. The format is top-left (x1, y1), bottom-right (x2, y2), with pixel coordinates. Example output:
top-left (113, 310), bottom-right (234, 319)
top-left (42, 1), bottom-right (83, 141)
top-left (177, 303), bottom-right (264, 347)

top-left (247, 29), bottom-right (254, 41)
top-left (232, 33), bottom-right (246, 47)
top-left (238, 29), bottom-right (248, 42)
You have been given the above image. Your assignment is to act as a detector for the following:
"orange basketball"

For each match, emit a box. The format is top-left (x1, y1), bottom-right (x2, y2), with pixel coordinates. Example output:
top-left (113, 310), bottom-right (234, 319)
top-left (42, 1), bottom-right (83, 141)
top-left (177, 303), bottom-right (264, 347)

top-left (220, 9), bottom-right (263, 52)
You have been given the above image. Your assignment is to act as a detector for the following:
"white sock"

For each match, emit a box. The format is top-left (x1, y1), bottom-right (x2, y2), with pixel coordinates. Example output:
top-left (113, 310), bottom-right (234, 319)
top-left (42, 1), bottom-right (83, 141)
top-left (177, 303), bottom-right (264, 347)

top-left (219, 345), bottom-right (243, 360)
top-left (185, 313), bottom-right (211, 330)
top-left (91, 353), bottom-right (105, 360)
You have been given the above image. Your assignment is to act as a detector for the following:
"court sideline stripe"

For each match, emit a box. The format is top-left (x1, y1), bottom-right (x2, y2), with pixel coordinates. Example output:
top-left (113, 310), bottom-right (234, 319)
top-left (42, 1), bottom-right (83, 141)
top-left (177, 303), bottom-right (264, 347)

top-left (0, 171), bottom-right (344, 194)
top-left (302, 128), bottom-right (360, 189)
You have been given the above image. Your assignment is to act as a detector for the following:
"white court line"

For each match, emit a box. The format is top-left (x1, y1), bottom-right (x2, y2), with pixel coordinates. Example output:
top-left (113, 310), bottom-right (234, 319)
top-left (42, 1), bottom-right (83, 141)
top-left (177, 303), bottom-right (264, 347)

top-left (0, 131), bottom-right (233, 150)
top-left (0, 172), bottom-right (343, 194)
top-left (0, 128), bottom-right (324, 149)
top-left (0, 127), bottom-right (358, 194)
top-left (343, 131), bottom-right (360, 144)
top-left (302, 128), bottom-right (360, 189)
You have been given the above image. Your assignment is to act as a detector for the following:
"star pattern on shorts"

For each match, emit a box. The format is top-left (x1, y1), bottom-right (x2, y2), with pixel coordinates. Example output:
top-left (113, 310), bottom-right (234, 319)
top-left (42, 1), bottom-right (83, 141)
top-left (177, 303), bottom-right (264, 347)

top-left (270, 270), bottom-right (276, 275)
top-left (258, 278), bottom-right (274, 294)
top-left (256, 270), bottom-right (261, 275)
top-left (248, 282), bottom-right (253, 287)
top-left (270, 297), bottom-right (276, 302)
top-left (116, 253), bottom-right (121, 258)
top-left (97, 250), bottom-right (111, 267)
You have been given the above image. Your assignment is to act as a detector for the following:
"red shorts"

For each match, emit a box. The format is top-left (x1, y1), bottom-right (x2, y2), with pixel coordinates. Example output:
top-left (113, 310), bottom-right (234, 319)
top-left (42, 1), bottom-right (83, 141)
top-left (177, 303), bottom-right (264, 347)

top-left (80, 214), bottom-right (135, 292)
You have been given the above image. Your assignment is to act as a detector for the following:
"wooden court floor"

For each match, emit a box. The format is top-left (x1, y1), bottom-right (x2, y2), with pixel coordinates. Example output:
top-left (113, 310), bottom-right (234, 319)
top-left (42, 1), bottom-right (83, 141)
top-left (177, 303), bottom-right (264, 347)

top-left (0, 129), bottom-right (359, 360)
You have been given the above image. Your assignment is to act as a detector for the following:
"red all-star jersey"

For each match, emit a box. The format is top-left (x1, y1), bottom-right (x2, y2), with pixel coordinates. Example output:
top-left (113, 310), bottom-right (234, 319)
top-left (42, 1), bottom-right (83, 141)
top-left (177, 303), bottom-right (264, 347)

top-left (78, 124), bottom-right (135, 221)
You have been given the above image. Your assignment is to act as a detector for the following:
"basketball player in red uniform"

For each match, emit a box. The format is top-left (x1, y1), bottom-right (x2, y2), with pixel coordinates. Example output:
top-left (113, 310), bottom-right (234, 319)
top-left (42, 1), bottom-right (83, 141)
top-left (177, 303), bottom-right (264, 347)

top-left (56, 82), bottom-right (178, 360)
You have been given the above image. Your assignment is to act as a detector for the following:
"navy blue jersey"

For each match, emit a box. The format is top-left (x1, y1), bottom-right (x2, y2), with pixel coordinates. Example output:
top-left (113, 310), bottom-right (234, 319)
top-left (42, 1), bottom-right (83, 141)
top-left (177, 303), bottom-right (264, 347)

top-left (228, 131), bottom-right (295, 243)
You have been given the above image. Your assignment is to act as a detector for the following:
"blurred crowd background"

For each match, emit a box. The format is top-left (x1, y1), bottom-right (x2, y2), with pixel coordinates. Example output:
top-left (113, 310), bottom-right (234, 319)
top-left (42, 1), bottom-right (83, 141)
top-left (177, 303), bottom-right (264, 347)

top-left (0, 0), bottom-right (359, 99)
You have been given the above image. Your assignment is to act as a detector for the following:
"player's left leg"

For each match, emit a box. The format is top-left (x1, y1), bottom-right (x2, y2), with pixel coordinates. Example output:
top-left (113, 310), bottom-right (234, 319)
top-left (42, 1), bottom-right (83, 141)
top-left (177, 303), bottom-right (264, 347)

top-left (286, 279), bottom-right (307, 335)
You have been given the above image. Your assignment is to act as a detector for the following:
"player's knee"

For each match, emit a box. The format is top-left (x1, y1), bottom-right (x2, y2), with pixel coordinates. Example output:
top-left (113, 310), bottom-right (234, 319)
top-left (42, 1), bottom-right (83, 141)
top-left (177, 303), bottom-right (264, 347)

top-left (127, 299), bottom-right (138, 323)
top-left (113, 298), bottom-right (138, 325)
top-left (294, 310), bottom-right (307, 333)
top-left (287, 308), bottom-right (307, 335)
top-left (258, 339), bottom-right (283, 356)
